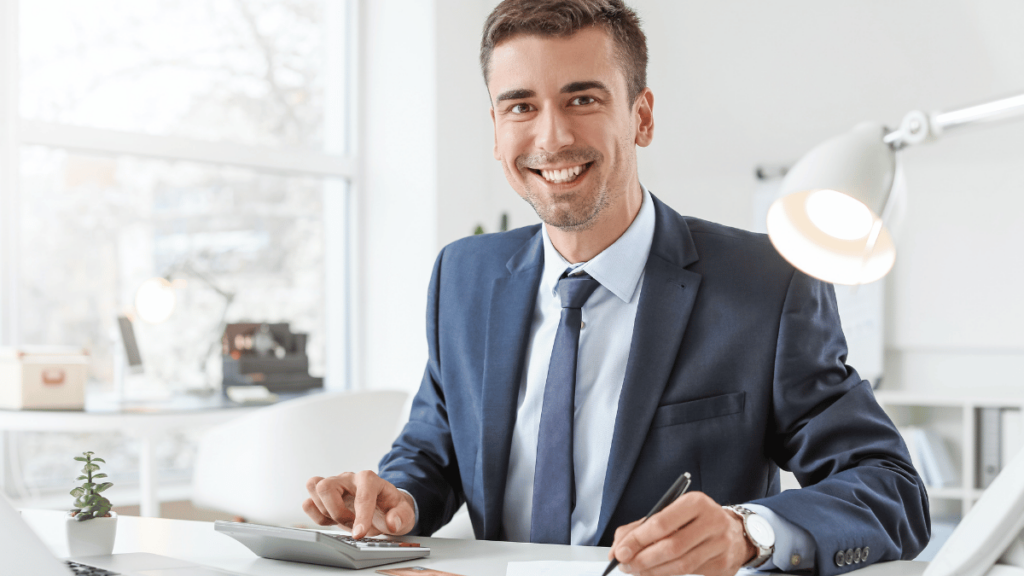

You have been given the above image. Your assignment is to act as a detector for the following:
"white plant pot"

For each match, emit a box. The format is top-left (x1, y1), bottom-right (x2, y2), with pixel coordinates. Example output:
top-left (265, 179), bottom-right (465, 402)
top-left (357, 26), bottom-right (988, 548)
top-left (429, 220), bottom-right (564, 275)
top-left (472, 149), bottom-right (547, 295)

top-left (66, 511), bottom-right (117, 557)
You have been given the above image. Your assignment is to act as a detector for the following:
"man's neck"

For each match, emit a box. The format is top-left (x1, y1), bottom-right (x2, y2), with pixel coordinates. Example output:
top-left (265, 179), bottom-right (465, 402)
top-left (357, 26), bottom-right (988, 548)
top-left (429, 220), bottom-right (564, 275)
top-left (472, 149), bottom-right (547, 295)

top-left (546, 184), bottom-right (644, 264)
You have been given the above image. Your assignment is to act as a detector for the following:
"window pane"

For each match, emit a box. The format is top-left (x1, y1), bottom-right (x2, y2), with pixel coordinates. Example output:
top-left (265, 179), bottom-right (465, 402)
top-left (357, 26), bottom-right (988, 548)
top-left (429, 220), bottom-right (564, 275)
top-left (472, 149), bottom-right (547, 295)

top-left (19, 0), bottom-right (331, 151)
top-left (19, 146), bottom-right (333, 390)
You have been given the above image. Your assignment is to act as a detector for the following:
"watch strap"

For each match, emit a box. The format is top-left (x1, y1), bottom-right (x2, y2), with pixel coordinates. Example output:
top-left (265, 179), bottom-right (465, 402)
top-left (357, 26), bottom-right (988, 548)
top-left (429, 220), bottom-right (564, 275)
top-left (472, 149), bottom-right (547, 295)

top-left (723, 505), bottom-right (774, 569)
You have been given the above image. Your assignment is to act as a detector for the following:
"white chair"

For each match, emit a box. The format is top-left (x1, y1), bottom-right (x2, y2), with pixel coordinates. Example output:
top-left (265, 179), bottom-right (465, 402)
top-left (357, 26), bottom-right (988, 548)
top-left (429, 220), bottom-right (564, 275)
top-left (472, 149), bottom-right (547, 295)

top-left (192, 389), bottom-right (409, 526)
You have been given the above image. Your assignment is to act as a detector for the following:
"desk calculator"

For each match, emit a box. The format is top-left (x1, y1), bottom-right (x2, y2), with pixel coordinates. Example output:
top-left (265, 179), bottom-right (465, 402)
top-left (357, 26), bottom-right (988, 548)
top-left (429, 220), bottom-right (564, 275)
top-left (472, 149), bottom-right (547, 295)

top-left (214, 521), bottom-right (430, 570)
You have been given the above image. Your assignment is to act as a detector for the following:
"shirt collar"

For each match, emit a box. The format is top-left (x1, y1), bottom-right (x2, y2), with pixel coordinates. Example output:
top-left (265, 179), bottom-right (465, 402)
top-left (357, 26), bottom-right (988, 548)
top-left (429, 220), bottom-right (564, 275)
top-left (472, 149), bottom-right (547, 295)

top-left (540, 184), bottom-right (655, 304)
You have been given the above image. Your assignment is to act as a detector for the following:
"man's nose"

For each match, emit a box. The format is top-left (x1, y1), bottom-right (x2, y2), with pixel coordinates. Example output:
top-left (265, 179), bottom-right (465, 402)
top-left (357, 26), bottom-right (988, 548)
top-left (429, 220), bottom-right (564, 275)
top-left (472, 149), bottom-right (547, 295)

top-left (534, 106), bottom-right (575, 152)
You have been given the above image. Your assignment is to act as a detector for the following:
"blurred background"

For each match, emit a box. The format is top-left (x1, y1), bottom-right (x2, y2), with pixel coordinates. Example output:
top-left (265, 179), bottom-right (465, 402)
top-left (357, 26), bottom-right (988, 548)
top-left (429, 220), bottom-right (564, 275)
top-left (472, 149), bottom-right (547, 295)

top-left (1, 0), bottom-right (1022, 550)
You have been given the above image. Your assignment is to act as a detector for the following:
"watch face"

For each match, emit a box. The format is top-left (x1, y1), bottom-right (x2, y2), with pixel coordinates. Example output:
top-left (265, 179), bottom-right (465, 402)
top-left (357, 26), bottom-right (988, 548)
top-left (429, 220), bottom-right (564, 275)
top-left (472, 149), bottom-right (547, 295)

top-left (746, 514), bottom-right (776, 548)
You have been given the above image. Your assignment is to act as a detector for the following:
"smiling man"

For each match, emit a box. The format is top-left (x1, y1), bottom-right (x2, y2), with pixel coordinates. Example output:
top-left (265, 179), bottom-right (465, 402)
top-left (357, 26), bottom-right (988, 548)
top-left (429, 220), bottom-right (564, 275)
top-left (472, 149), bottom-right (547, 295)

top-left (302, 2), bottom-right (930, 575)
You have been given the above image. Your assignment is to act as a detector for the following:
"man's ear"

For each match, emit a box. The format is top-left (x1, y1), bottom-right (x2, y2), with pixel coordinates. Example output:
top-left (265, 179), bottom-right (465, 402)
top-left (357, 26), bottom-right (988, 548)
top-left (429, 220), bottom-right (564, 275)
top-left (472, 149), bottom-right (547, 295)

top-left (634, 88), bottom-right (654, 148)
top-left (491, 107), bottom-right (500, 160)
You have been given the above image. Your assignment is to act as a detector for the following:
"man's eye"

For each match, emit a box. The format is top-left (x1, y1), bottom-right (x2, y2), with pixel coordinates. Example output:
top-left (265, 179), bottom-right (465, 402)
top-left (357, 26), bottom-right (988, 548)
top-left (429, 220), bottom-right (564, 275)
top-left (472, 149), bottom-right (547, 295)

top-left (510, 103), bottom-right (533, 114)
top-left (570, 96), bottom-right (595, 106)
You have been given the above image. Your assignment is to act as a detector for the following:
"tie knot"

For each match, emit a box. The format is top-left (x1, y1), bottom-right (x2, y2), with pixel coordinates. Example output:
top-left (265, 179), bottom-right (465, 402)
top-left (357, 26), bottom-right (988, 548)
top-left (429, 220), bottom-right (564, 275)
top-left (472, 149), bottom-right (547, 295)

top-left (557, 271), bottom-right (601, 309)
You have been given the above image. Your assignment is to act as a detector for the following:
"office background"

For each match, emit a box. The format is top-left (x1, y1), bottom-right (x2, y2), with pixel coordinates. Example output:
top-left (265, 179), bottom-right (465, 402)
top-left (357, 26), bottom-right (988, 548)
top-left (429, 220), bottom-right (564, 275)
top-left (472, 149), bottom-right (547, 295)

top-left (1, 0), bottom-right (1022, 527)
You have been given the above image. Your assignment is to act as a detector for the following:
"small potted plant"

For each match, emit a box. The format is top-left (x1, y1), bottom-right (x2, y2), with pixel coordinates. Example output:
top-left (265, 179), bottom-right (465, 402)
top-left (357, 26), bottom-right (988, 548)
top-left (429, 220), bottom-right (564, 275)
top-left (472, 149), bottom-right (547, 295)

top-left (66, 451), bottom-right (117, 556)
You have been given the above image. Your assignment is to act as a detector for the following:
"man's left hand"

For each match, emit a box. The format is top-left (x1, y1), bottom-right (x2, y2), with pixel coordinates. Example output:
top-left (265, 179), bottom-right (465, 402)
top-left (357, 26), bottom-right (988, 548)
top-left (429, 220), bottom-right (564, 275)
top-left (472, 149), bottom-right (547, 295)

top-left (608, 491), bottom-right (758, 576)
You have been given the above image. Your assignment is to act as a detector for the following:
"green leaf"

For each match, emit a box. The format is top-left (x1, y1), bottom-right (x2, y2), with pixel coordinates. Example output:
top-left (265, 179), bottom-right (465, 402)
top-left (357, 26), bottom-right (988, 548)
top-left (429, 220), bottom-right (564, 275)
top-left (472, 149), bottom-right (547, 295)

top-left (82, 482), bottom-right (96, 490)
top-left (83, 463), bottom-right (100, 473)
top-left (86, 494), bottom-right (99, 506)
top-left (92, 473), bottom-right (107, 479)
top-left (70, 487), bottom-right (85, 498)
top-left (73, 456), bottom-right (87, 462)
top-left (91, 458), bottom-right (106, 463)
top-left (76, 475), bottom-right (88, 480)
top-left (74, 497), bottom-right (87, 508)
top-left (83, 451), bottom-right (94, 456)
top-left (96, 482), bottom-right (113, 493)
top-left (76, 512), bottom-right (93, 521)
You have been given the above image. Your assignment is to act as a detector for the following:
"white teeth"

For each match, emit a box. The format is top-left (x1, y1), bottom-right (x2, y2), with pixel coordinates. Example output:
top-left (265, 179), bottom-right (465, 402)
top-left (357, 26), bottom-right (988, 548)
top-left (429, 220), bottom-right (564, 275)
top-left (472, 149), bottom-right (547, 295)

top-left (539, 164), bottom-right (586, 183)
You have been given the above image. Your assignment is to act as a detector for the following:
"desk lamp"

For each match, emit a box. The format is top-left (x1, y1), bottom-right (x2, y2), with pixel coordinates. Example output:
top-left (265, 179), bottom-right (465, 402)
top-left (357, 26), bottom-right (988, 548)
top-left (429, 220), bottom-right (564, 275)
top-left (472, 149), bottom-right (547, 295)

top-left (133, 263), bottom-right (235, 388)
top-left (767, 92), bottom-right (1024, 285)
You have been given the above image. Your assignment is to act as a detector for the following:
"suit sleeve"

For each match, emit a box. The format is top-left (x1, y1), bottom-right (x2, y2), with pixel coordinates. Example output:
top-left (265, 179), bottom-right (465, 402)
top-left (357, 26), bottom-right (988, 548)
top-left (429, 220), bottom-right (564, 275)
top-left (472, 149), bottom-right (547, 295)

top-left (377, 247), bottom-right (465, 535)
top-left (751, 270), bottom-right (931, 575)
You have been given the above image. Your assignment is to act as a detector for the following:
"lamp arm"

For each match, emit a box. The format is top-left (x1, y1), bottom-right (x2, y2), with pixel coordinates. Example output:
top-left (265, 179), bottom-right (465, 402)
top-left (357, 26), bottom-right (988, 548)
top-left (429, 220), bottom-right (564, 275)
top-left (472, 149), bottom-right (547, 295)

top-left (162, 261), bottom-right (236, 389)
top-left (172, 262), bottom-right (234, 301)
top-left (884, 92), bottom-right (1024, 149)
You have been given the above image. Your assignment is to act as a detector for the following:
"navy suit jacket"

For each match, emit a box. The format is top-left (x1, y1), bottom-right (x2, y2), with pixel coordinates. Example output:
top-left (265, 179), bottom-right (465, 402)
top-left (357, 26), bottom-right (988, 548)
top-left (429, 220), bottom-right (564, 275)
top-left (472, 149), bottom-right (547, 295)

top-left (378, 194), bottom-right (929, 575)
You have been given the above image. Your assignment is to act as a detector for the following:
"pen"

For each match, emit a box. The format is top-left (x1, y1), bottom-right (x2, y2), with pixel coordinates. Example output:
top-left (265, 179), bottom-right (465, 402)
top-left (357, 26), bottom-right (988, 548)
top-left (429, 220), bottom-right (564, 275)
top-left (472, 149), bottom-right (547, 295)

top-left (601, 472), bottom-right (691, 576)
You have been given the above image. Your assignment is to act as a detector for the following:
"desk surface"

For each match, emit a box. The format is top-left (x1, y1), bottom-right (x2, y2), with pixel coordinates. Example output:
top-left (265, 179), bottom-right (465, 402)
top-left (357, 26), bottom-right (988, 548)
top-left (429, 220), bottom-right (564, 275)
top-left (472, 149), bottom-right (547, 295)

top-left (20, 510), bottom-right (927, 576)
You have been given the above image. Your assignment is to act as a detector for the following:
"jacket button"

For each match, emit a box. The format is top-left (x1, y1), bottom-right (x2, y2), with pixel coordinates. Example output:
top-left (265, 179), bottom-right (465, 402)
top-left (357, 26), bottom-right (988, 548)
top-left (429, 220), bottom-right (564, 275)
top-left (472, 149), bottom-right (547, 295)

top-left (854, 548), bottom-right (862, 563)
top-left (845, 549), bottom-right (854, 565)
top-left (863, 547), bottom-right (870, 562)
top-left (835, 550), bottom-right (846, 567)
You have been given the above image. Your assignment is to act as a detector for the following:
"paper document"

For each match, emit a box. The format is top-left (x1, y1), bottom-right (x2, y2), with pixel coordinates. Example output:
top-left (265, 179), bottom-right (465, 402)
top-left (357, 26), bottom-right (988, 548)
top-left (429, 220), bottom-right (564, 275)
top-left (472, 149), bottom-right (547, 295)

top-left (506, 561), bottom-right (769, 576)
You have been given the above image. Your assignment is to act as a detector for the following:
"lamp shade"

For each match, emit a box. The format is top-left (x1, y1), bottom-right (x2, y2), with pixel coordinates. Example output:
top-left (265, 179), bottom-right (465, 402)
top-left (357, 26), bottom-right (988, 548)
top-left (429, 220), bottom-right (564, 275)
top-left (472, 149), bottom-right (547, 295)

top-left (767, 122), bottom-right (898, 285)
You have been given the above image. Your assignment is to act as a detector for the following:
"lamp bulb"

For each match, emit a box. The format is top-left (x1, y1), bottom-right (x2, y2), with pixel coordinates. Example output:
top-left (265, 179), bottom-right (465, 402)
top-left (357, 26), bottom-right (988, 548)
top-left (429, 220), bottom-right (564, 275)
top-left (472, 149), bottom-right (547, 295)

top-left (135, 277), bottom-right (176, 324)
top-left (805, 189), bottom-right (875, 240)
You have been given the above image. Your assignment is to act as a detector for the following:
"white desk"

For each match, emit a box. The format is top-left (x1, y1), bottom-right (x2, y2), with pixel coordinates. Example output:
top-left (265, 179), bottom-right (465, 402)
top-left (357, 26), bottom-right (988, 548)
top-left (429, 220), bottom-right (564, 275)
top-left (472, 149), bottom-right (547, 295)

top-left (20, 509), bottom-right (926, 576)
top-left (0, 393), bottom-right (269, 517)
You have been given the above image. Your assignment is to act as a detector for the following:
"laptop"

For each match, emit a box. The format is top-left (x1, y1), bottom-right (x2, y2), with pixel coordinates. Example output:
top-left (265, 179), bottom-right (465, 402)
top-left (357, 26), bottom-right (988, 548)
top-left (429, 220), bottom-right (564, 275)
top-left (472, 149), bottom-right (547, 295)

top-left (1, 495), bottom-right (244, 575)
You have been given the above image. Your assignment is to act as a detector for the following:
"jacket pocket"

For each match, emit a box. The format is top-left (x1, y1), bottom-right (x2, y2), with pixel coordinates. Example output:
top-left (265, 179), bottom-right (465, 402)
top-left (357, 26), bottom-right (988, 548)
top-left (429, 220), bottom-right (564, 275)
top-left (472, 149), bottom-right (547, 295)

top-left (651, 392), bottom-right (745, 428)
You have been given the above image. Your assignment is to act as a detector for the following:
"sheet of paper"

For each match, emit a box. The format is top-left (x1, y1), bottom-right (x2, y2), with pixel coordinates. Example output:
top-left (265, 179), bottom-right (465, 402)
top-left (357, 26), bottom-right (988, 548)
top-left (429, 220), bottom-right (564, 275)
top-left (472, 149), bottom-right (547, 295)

top-left (506, 561), bottom-right (770, 576)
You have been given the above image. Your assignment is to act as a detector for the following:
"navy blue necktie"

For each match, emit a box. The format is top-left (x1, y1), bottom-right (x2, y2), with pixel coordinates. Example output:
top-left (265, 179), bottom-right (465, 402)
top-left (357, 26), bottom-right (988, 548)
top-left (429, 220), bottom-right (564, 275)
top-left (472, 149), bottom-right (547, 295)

top-left (530, 270), bottom-right (601, 544)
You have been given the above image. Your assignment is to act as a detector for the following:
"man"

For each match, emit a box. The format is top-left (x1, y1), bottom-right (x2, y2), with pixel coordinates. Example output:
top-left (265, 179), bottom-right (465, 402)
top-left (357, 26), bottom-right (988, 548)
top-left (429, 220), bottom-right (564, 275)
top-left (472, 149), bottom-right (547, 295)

top-left (302, 1), bottom-right (930, 575)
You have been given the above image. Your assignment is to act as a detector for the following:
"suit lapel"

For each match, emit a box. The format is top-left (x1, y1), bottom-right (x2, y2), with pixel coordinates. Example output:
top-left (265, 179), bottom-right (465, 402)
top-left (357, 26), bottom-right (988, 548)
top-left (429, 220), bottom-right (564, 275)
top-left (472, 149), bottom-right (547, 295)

top-left (596, 196), bottom-right (703, 541)
top-left (479, 230), bottom-right (544, 540)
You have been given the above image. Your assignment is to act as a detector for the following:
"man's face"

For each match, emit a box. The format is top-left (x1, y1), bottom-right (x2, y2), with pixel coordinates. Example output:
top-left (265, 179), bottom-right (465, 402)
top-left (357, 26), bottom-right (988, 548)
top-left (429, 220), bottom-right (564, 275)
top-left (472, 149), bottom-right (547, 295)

top-left (487, 27), bottom-right (653, 232)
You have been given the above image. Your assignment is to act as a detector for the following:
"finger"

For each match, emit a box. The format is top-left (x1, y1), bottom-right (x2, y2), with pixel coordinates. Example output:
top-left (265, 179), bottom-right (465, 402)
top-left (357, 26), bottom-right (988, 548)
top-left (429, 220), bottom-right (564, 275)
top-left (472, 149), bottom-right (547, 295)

top-left (342, 492), bottom-right (388, 537)
top-left (629, 539), bottom-right (723, 576)
top-left (614, 493), bottom-right (705, 563)
top-left (624, 521), bottom-right (713, 574)
top-left (301, 498), bottom-right (337, 527)
top-left (611, 518), bottom-right (645, 560)
top-left (317, 475), bottom-right (357, 527)
top-left (384, 506), bottom-right (411, 535)
top-left (375, 483), bottom-right (416, 535)
top-left (305, 476), bottom-right (329, 518)
top-left (352, 470), bottom-right (386, 538)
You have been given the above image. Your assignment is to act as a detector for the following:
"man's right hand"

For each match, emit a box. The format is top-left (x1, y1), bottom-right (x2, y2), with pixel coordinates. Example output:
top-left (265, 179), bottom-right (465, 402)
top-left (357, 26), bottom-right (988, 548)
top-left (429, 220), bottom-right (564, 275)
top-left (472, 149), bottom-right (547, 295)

top-left (303, 470), bottom-right (416, 539)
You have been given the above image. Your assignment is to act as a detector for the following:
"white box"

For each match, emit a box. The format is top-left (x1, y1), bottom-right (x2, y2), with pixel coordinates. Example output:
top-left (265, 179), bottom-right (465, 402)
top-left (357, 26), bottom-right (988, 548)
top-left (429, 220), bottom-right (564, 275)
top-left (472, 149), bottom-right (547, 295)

top-left (0, 347), bottom-right (89, 410)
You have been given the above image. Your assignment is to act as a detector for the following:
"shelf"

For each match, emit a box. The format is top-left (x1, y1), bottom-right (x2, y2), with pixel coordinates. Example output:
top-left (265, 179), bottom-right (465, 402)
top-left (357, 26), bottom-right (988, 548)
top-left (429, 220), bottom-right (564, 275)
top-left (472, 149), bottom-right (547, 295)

top-left (875, 391), bottom-right (1024, 409)
top-left (875, 391), bottom-right (1024, 518)
top-left (925, 486), bottom-right (967, 499)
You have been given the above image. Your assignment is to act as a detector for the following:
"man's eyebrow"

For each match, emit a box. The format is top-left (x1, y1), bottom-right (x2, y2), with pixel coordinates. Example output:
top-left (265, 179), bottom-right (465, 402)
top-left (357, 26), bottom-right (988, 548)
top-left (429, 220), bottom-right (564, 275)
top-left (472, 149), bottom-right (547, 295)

top-left (495, 88), bottom-right (535, 103)
top-left (561, 80), bottom-right (610, 94)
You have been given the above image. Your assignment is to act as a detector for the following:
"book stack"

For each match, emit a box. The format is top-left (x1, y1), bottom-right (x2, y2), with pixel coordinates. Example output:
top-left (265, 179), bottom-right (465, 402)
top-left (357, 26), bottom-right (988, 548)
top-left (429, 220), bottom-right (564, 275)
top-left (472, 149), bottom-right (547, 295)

top-left (977, 408), bottom-right (1023, 490)
top-left (900, 427), bottom-right (958, 489)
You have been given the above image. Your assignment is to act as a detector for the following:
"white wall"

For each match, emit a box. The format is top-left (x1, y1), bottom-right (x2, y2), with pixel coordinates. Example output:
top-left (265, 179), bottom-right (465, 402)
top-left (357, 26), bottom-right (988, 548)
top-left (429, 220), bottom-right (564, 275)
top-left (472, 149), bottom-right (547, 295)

top-left (359, 0), bottom-right (1024, 396)
top-left (358, 0), bottom-right (438, 390)
top-left (623, 0), bottom-right (1024, 394)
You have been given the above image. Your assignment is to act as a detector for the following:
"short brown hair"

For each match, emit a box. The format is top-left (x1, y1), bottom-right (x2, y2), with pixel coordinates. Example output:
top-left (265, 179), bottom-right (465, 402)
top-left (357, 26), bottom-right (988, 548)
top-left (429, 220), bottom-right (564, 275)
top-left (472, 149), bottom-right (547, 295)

top-left (480, 0), bottom-right (648, 105)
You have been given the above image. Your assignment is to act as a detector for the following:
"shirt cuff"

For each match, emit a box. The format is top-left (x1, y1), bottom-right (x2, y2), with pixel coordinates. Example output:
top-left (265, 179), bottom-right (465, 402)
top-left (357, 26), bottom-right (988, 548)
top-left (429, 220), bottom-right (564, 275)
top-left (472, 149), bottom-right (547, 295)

top-left (396, 488), bottom-right (420, 532)
top-left (743, 503), bottom-right (815, 572)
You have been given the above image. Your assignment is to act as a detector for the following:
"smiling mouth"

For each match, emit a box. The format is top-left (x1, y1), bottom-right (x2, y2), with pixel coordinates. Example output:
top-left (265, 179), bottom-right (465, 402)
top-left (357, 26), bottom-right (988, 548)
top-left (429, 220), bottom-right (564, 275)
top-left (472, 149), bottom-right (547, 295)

top-left (530, 162), bottom-right (593, 184)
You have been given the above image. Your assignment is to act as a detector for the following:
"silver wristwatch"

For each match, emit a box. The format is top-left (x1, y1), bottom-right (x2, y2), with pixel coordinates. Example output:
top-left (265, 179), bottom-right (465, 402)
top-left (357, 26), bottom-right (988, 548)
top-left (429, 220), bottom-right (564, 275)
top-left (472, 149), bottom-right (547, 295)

top-left (723, 505), bottom-right (776, 568)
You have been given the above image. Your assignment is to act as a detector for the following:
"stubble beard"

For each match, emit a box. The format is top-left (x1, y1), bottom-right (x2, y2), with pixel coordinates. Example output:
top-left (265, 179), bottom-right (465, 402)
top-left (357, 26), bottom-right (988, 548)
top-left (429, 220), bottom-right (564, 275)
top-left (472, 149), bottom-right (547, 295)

top-left (514, 147), bottom-right (609, 232)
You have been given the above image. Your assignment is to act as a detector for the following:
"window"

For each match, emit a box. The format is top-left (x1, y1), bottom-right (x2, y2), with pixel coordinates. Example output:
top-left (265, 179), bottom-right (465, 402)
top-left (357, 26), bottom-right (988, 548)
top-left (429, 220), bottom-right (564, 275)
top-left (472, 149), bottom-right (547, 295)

top-left (0, 0), bottom-right (354, 502)
top-left (2, 0), bottom-right (353, 389)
